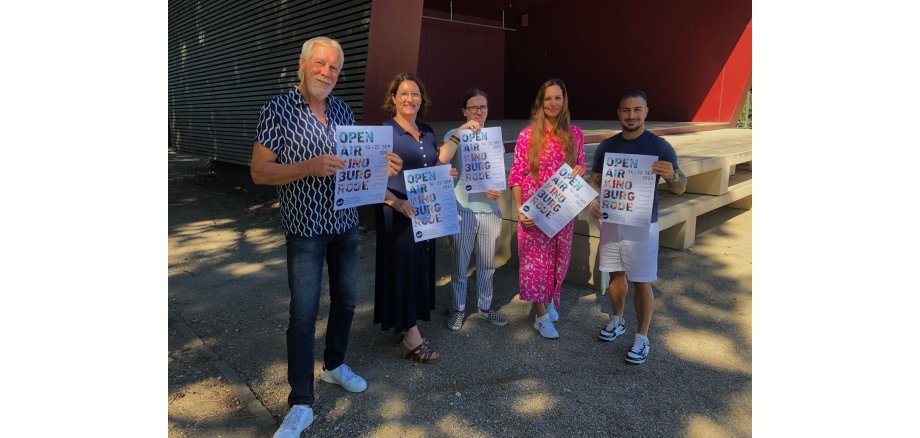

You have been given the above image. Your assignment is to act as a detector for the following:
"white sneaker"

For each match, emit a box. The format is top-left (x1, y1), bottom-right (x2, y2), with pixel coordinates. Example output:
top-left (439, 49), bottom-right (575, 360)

top-left (533, 313), bottom-right (559, 339)
top-left (546, 301), bottom-right (559, 322)
top-left (625, 335), bottom-right (650, 364)
top-left (274, 405), bottom-right (314, 438)
top-left (598, 316), bottom-right (626, 342)
top-left (321, 363), bottom-right (368, 393)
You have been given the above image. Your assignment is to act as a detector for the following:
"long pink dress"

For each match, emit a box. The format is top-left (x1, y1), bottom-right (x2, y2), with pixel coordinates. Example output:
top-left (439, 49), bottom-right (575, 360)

top-left (507, 125), bottom-right (585, 308)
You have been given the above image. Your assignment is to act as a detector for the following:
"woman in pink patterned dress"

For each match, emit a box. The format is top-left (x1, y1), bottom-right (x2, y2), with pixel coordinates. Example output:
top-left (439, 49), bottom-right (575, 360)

top-left (508, 78), bottom-right (586, 339)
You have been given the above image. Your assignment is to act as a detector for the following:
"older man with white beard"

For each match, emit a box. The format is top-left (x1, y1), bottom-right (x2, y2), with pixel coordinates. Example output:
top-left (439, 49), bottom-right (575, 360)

top-left (250, 36), bottom-right (402, 437)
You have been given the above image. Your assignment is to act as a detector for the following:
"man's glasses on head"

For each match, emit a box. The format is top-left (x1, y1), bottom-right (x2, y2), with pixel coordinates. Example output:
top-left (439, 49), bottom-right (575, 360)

top-left (464, 105), bottom-right (488, 114)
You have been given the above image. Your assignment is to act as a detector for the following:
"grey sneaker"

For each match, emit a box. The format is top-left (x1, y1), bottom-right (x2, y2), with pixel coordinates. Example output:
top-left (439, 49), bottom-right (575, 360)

top-left (625, 336), bottom-right (650, 364)
top-left (477, 309), bottom-right (509, 326)
top-left (447, 311), bottom-right (464, 331)
top-left (598, 317), bottom-right (626, 342)
top-left (273, 405), bottom-right (313, 438)
top-left (321, 363), bottom-right (367, 392)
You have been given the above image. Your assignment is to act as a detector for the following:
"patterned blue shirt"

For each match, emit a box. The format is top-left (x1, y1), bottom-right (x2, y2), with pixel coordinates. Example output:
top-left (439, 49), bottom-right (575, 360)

top-left (256, 86), bottom-right (357, 236)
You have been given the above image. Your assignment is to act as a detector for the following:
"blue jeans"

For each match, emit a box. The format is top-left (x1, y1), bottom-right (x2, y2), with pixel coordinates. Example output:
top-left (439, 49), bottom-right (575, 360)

top-left (285, 226), bottom-right (359, 407)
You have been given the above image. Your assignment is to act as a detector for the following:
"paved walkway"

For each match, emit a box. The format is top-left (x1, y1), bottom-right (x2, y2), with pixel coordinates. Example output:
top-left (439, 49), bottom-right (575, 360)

top-left (168, 149), bottom-right (752, 437)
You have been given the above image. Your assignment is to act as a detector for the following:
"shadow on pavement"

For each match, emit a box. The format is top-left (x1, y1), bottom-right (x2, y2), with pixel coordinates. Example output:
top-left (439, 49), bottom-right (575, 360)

top-left (168, 149), bottom-right (752, 437)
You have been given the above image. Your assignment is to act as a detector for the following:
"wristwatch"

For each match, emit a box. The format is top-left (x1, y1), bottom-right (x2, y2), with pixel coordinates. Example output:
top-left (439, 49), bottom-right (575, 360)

top-left (668, 170), bottom-right (680, 182)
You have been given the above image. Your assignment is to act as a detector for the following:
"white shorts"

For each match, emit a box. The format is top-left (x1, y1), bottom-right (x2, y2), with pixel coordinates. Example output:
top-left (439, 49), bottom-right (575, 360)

top-left (597, 222), bottom-right (660, 283)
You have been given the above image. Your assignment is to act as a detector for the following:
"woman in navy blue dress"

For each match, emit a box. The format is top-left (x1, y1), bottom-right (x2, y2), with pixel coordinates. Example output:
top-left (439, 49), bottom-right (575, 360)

top-left (375, 73), bottom-right (441, 364)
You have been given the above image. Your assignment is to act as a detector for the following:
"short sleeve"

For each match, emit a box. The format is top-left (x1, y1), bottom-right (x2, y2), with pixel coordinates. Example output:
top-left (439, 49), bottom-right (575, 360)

top-left (443, 128), bottom-right (457, 144)
top-left (658, 138), bottom-right (679, 172)
top-left (255, 100), bottom-right (283, 154)
top-left (507, 127), bottom-right (532, 188)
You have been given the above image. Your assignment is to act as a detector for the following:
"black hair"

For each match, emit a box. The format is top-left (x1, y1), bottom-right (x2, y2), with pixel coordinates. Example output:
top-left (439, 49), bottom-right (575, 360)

top-left (619, 89), bottom-right (648, 107)
top-left (460, 87), bottom-right (488, 108)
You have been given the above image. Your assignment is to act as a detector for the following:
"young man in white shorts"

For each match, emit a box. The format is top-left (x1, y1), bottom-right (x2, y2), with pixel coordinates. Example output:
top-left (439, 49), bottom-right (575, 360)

top-left (588, 90), bottom-right (686, 364)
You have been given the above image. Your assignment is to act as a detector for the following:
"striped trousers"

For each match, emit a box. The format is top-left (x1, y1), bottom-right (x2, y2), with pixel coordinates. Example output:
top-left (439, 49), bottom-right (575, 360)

top-left (451, 208), bottom-right (502, 312)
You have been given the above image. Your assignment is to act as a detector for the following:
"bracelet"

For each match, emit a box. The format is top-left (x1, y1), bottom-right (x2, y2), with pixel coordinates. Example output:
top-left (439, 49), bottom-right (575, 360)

top-left (449, 134), bottom-right (460, 145)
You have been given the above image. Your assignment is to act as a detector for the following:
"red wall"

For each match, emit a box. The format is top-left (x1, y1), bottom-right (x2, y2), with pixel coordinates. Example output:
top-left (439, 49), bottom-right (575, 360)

top-left (362, 0), bottom-right (424, 125)
top-left (417, 8), bottom-right (506, 122)
top-left (503, 0), bottom-right (752, 122)
top-left (694, 19), bottom-right (752, 122)
top-left (367, 0), bottom-right (752, 124)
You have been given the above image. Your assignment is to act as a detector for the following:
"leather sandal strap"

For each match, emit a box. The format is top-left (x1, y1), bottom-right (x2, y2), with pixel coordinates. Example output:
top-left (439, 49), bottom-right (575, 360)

top-left (403, 343), bottom-right (422, 359)
top-left (400, 339), bottom-right (438, 363)
top-left (417, 342), bottom-right (437, 363)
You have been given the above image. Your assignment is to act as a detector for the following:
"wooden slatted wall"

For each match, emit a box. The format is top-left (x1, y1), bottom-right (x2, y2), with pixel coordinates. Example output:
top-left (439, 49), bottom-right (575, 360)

top-left (168, 0), bottom-right (372, 165)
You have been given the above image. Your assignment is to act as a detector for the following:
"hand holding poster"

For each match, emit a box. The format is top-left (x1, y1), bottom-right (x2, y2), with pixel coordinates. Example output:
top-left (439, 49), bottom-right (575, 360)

top-left (404, 164), bottom-right (460, 242)
top-left (598, 153), bottom-right (657, 226)
top-left (333, 126), bottom-right (393, 210)
top-left (519, 163), bottom-right (598, 238)
top-left (458, 126), bottom-right (506, 193)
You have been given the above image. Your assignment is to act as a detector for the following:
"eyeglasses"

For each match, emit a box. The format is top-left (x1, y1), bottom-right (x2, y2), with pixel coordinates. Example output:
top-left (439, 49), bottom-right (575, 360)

top-left (397, 91), bottom-right (421, 100)
top-left (463, 105), bottom-right (488, 113)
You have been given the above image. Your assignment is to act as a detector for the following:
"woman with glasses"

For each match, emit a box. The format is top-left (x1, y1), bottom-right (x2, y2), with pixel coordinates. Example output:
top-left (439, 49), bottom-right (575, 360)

top-left (436, 88), bottom-right (508, 332)
top-left (374, 73), bottom-right (441, 364)
top-left (507, 78), bottom-right (585, 339)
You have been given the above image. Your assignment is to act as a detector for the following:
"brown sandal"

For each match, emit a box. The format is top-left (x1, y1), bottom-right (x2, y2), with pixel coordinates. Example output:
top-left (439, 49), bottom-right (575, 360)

top-left (396, 335), bottom-right (429, 345)
top-left (400, 338), bottom-right (441, 364)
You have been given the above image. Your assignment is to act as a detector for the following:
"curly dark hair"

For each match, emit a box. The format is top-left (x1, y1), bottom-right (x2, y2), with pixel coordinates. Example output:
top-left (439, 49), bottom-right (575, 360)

top-left (381, 72), bottom-right (431, 118)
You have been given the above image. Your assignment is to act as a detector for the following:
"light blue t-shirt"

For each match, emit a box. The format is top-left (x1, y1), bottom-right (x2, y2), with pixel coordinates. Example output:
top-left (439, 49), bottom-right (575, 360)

top-left (444, 128), bottom-right (501, 214)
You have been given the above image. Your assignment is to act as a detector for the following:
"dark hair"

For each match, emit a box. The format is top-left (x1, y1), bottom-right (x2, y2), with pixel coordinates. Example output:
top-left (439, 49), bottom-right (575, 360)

top-left (381, 73), bottom-right (431, 118)
top-left (619, 89), bottom-right (648, 108)
top-left (460, 87), bottom-right (488, 108)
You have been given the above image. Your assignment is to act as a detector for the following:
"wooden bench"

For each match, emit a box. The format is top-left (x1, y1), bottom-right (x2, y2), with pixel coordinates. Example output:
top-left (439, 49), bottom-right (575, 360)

top-left (658, 166), bottom-right (752, 249)
top-left (649, 128), bottom-right (753, 249)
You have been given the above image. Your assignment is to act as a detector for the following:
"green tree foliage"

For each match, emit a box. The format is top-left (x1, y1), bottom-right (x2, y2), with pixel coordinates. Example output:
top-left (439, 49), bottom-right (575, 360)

top-left (736, 90), bottom-right (752, 128)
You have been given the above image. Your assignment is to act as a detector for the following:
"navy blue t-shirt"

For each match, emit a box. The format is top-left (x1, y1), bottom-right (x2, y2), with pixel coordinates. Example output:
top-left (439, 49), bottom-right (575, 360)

top-left (590, 129), bottom-right (679, 223)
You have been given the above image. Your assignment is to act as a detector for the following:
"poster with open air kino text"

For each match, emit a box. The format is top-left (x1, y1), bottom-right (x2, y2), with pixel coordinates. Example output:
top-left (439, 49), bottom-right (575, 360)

top-left (404, 164), bottom-right (460, 242)
top-left (598, 152), bottom-right (657, 226)
top-left (519, 163), bottom-right (597, 238)
top-left (458, 126), bottom-right (505, 193)
top-left (333, 125), bottom-right (393, 210)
